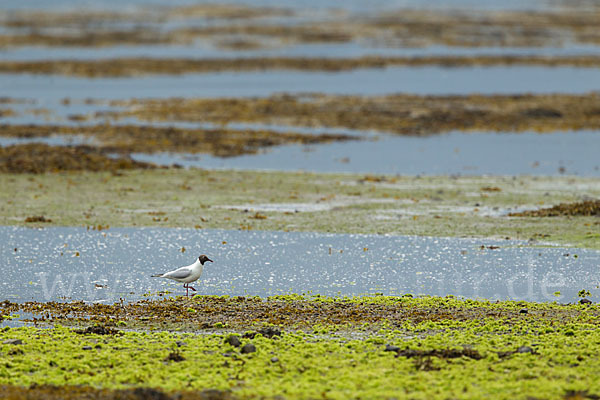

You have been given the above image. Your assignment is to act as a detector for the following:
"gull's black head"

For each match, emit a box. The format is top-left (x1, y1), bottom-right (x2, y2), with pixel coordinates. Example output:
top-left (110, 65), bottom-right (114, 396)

top-left (198, 254), bottom-right (213, 265)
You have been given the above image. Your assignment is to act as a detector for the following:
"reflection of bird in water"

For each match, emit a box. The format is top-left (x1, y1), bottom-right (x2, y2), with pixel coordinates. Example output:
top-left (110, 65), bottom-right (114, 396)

top-left (151, 255), bottom-right (213, 296)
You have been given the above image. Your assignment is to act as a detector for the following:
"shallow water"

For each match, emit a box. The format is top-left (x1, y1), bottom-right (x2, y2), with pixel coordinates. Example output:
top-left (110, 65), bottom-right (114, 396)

top-left (132, 130), bottom-right (600, 177)
top-left (5, 43), bottom-right (600, 62)
top-left (2, 226), bottom-right (598, 304)
top-left (2, 129), bottom-right (598, 177)
top-left (1, 66), bottom-right (598, 102)
top-left (0, 0), bottom-right (550, 13)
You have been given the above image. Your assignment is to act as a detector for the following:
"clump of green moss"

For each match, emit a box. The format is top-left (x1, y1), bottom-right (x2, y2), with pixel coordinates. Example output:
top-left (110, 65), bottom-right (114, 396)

top-left (1, 301), bottom-right (600, 400)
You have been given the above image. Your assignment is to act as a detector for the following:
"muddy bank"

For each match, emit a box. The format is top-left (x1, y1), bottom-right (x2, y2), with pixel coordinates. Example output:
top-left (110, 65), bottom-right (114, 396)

top-left (108, 93), bottom-right (600, 135)
top-left (0, 143), bottom-right (156, 173)
top-left (0, 109), bottom-right (15, 118)
top-left (361, 8), bottom-right (600, 47)
top-left (2, 55), bottom-right (600, 77)
top-left (1, 295), bottom-right (594, 331)
top-left (510, 199), bottom-right (600, 217)
top-left (0, 4), bottom-right (293, 29)
top-left (1, 8), bottom-right (599, 49)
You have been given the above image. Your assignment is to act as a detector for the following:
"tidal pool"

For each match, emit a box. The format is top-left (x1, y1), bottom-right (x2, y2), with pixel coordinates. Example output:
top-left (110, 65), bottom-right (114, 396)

top-left (2, 226), bottom-right (598, 304)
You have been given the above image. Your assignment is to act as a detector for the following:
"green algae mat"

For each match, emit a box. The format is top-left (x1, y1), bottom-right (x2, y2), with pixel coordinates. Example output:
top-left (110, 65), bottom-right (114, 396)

top-left (1, 295), bottom-right (600, 399)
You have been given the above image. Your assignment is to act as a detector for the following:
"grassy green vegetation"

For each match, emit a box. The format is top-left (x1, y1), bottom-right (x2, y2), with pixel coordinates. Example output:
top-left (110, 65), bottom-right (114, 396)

top-left (1, 169), bottom-right (598, 248)
top-left (1, 295), bottom-right (600, 399)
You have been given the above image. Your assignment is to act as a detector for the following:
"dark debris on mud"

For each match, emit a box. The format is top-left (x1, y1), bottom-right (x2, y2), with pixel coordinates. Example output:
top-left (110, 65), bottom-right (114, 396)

top-left (74, 325), bottom-right (123, 335)
top-left (563, 390), bottom-right (600, 400)
top-left (384, 345), bottom-right (484, 372)
top-left (0, 385), bottom-right (233, 400)
top-left (164, 350), bottom-right (186, 362)
top-left (24, 215), bottom-right (52, 223)
top-left (497, 345), bottom-right (537, 358)
top-left (392, 347), bottom-right (483, 360)
top-left (243, 326), bottom-right (282, 339)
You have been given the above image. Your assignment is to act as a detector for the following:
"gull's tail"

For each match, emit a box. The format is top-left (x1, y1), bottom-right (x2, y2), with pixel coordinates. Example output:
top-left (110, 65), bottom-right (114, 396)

top-left (151, 274), bottom-right (164, 277)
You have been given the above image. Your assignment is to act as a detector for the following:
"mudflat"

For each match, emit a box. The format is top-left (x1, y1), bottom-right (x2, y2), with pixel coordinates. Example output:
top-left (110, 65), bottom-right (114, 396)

top-left (1, 170), bottom-right (598, 249)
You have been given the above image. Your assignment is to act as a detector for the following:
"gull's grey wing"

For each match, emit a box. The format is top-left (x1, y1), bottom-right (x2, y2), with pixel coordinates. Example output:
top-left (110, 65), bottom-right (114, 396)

top-left (162, 267), bottom-right (192, 280)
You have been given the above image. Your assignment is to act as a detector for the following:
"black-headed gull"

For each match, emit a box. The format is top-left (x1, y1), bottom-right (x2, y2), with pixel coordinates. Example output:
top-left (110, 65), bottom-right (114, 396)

top-left (151, 255), bottom-right (213, 296)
